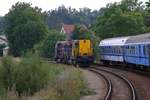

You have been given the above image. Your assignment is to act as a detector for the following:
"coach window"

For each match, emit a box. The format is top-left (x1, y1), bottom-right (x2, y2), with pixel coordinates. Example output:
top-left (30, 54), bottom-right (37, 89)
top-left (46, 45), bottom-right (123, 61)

top-left (132, 46), bottom-right (135, 54)
top-left (118, 47), bottom-right (120, 54)
top-left (129, 46), bottom-right (130, 54)
top-left (134, 46), bottom-right (135, 54)
top-left (135, 46), bottom-right (137, 54)
top-left (131, 46), bottom-right (133, 54)
top-left (117, 47), bottom-right (119, 54)
top-left (104, 47), bottom-right (106, 53)
top-left (126, 46), bottom-right (128, 54)
top-left (119, 47), bottom-right (121, 54)
top-left (132, 46), bottom-right (134, 54)
top-left (143, 45), bottom-right (147, 56)
top-left (143, 46), bottom-right (145, 55)
top-left (128, 46), bottom-right (130, 54)
top-left (117, 47), bottom-right (119, 53)
top-left (109, 46), bottom-right (111, 53)
top-left (116, 47), bottom-right (118, 54)
top-left (103, 47), bottom-right (104, 53)
top-left (129, 46), bottom-right (131, 54)
top-left (112, 47), bottom-right (114, 53)
top-left (114, 47), bottom-right (116, 54)
top-left (107, 46), bottom-right (108, 51)
top-left (146, 46), bottom-right (148, 56)
top-left (102, 47), bottom-right (104, 53)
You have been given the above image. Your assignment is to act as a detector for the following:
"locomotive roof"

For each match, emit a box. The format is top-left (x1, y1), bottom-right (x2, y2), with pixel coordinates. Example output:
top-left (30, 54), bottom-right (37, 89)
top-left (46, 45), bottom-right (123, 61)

top-left (126, 33), bottom-right (150, 44)
top-left (99, 36), bottom-right (130, 46)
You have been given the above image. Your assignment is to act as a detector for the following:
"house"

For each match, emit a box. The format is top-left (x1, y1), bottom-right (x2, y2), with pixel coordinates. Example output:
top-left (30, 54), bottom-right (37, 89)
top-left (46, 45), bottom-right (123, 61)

top-left (60, 24), bottom-right (75, 40)
top-left (0, 35), bottom-right (8, 56)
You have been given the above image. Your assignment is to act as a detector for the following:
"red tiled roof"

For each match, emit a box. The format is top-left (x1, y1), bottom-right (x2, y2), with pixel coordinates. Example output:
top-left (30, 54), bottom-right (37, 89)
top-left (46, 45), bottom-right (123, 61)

top-left (63, 24), bottom-right (75, 34)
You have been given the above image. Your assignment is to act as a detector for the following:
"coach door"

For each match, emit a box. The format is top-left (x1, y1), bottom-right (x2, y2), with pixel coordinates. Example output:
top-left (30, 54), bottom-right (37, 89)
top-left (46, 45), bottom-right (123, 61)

top-left (148, 44), bottom-right (150, 66)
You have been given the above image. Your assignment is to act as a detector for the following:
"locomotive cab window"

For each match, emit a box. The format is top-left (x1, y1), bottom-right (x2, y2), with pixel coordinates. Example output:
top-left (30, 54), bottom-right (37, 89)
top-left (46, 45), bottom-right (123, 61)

top-left (75, 42), bottom-right (79, 48)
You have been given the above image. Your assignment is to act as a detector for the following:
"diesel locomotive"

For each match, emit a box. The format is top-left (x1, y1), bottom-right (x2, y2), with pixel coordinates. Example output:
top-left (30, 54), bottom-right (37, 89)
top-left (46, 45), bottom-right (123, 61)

top-left (55, 39), bottom-right (94, 66)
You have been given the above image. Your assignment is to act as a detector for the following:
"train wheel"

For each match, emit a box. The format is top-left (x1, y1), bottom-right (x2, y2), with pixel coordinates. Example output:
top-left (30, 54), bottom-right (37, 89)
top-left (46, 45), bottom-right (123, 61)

top-left (73, 61), bottom-right (77, 67)
top-left (56, 59), bottom-right (60, 63)
top-left (147, 67), bottom-right (150, 72)
top-left (103, 61), bottom-right (109, 65)
top-left (76, 63), bottom-right (79, 68)
top-left (140, 65), bottom-right (143, 70)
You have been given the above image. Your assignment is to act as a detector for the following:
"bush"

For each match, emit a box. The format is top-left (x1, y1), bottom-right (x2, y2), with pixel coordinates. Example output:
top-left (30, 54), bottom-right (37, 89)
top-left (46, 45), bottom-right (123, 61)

top-left (47, 68), bottom-right (91, 100)
top-left (0, 56), bottom-right (16, 90)
top-left (0, 54), bottom-right (52, 95)
top-left (37, 30), bottom-right (66, 59)
top-left (0, 56), bottom-right (91, 99)
top-left (14, 54), bottom-right (50, 94)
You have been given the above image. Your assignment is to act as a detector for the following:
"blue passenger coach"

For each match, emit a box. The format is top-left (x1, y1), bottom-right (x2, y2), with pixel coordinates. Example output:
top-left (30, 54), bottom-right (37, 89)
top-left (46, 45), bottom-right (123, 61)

top-left (124, 33), bottom-right (150, 67)
top-left (99, 37), bottom-right (129, 64)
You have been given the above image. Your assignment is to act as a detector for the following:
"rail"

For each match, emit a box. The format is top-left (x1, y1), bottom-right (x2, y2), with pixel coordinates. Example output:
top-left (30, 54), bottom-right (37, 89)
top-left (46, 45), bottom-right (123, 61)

top-left (88, 68), bottom-right (112, 100)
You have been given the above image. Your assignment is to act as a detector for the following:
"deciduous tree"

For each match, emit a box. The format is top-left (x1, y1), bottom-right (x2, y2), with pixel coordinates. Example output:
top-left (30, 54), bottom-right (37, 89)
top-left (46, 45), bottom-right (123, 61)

top-left (5, 2), bottom-right (48, 56)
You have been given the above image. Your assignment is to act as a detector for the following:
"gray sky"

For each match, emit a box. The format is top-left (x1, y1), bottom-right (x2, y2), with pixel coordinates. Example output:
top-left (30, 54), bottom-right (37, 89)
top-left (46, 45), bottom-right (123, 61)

top-left (0, 0), bottom-right (148, 16)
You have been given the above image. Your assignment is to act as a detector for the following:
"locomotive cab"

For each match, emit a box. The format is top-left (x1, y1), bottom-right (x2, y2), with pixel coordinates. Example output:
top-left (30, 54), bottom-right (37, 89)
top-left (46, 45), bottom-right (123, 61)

top-left (72, 39), bottom-right (94, 66)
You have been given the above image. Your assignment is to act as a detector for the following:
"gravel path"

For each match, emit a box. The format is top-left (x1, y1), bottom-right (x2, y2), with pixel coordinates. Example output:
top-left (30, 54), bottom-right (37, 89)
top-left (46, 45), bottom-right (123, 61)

top-left (80, 69), bottom-right (107, 100)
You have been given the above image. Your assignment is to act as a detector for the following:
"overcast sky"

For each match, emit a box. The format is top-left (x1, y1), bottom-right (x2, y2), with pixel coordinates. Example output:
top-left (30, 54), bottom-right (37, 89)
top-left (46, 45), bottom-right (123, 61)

top-left (0, 0), bottom-right (148, 16)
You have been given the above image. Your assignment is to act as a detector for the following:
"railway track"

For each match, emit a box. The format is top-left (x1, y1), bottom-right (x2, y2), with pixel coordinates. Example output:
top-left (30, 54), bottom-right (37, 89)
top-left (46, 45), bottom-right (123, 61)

top-left (94, 62), bottom-right (150, 77)
top-left (87, 66), bottom-right (136, 100)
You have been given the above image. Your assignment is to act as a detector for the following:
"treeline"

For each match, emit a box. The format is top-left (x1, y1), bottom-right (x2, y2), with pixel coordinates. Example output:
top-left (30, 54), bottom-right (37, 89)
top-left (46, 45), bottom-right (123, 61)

top-left (92, 0), bottom-right (150, 39)
top-left (0, 17), bottom-right (6, 35)
top-left (43, 6), bottom-right (103, 29)
top-left (0, 6), bottom-right (102, 34)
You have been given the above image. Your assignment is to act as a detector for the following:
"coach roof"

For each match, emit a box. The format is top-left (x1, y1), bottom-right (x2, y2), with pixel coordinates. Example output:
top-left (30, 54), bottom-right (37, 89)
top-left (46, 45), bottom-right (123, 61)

top-left (99, 36), bottom-right (130, 46)
top-left (126, 33), bottom-right (150, 44)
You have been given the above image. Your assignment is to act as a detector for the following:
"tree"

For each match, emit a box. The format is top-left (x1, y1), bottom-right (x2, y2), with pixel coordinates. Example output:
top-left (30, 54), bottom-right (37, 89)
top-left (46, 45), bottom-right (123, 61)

top-left (92, 2), bottom-right (145, 39)
top-left (146, 0), bottom-right (150, 12)
top-left (0, 17), bottom-right (7, 35)
top-left (71, 25), bottom-right (94, 40)
top-left (5, 2), bottom-right (48, 56)
top-left (120, 0), bottom-right (144, 12)
top-left (43, 6), bottom-right (103, 30)
top-left (39, 30), bottom-right (66, 58)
